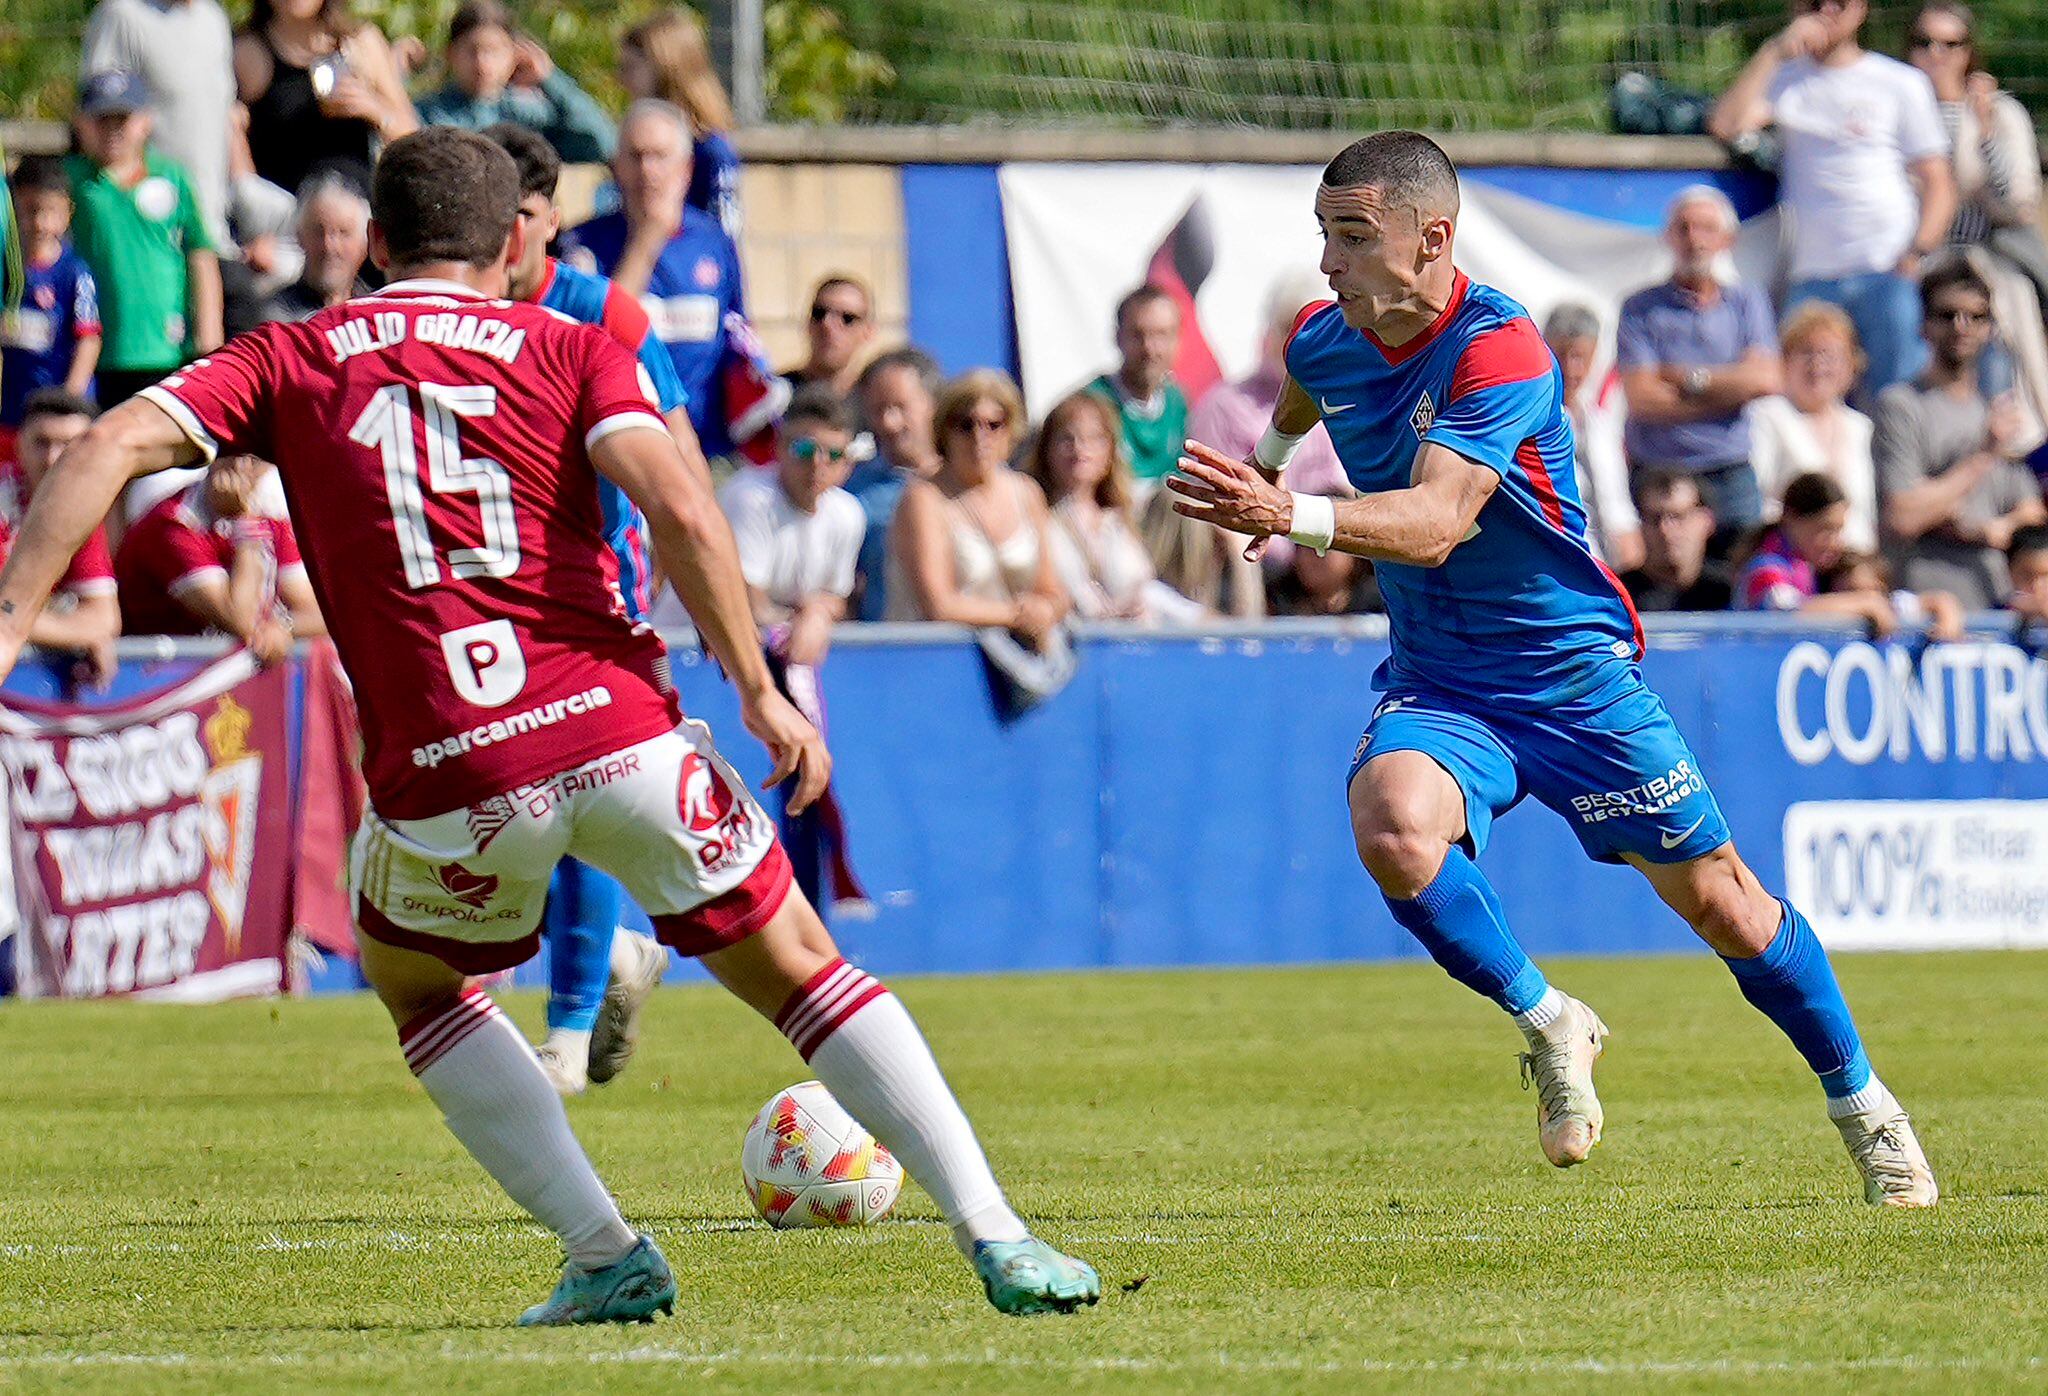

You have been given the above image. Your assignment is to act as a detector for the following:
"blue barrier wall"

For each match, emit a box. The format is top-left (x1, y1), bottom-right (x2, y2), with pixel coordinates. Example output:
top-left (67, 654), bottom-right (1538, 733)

top-left (12, 619), bottom-right (2044, 991)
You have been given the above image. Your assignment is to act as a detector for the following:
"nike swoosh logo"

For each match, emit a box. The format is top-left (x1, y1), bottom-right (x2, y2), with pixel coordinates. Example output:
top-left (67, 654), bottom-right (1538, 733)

top-left (1661, 815), bottom-right (1707, 850)
top-left (1320, 397), bottom-right (1354, 415)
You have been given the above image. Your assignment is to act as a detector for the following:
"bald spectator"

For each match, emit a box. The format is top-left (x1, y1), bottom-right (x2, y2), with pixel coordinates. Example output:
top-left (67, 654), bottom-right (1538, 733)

top-left (1710, 0), bottom-right (1955, 401)
top-left (260, 173), bottom-right (371, 323)
top-left (1090, 285), bottom-right (1190, 487)
top-left (1617, 186), bottom-right (1781, 545)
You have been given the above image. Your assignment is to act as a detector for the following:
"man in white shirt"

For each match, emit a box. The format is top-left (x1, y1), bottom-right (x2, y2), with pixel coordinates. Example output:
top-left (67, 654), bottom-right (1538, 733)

top-left (717, 384), bottom-right (867, 668)
top-left (1710, 0), bottom-right (1955, 405)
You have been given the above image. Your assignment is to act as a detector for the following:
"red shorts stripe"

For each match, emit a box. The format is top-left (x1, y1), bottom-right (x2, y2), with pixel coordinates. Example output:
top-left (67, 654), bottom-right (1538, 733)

top-left (793, 982), bottom-right (888, 1061)
top-left (357, 899), bottom-right (540, 975)
top-left (650, 838), bottom-right (795, 958)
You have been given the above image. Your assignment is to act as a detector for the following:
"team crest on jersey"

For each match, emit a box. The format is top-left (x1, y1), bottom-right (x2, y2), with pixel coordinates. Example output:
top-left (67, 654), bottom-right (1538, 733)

top-left (1409, 391), bottom-right (1435, 438)
top-left (693, 256), bottom-right (721, 289)
top-left (678, 750), bottom-right (756, 873)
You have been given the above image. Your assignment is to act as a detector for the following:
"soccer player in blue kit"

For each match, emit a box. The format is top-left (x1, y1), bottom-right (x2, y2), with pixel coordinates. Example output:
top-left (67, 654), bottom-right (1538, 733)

top-left (1168, 132), bottom-right (1936, 1206)
top-left (492, 124), bottom-right (680, 1095)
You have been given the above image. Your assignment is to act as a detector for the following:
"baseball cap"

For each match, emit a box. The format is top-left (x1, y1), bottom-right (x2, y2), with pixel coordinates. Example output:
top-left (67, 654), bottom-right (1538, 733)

top-left (77, 70), bottom-right (150, 117)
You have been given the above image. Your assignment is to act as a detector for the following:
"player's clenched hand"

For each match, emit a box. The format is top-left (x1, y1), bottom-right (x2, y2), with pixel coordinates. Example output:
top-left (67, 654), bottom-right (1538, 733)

top-left (1168, 440), bottom-right (1294, 540)
top-left (743, 688), bottom-right (831, 815)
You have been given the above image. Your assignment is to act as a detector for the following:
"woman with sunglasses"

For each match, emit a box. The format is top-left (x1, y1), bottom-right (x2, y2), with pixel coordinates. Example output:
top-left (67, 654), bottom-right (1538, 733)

top-left (887, 370), bottom-right (1071, 650)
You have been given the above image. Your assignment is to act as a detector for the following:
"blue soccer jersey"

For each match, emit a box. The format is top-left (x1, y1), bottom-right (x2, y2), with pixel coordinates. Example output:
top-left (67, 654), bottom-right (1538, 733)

top-left (1286, 273), bottom-right (1643, 708)
top-left (535, 256), bottom-right (688, 620)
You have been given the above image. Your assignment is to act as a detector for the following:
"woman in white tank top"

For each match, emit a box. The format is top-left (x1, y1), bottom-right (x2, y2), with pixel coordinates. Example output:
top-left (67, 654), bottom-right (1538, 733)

top-left (886, 370), bottom-right (1071, 649)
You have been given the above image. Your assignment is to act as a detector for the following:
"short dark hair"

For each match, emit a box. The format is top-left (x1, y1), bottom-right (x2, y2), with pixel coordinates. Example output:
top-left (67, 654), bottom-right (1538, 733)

top-left (856, 345), bottom-right (940, 400)
top-left (482, 123), bottom-right (559, 200)
top-left (1322, 130), bottom-right (1460, 219)
top-left (2008, 523), bottom-right (2048, 563)
top-left (1920, 259), bottom-right (1992, 315)
top-left (783, 384), bottom-right (858, 436)
top-left (8, 154), bottom-right (69, 199)
top-left (448, 0), bottom-right (513, 46)
top-left (1782, 470), bottom-right (1848, 518)
top-left (1114, 284), bottom-right (1176, 332)
top-left (19, 388), bottom-right (98, 425)
top-left (371, 127), bottom-right (520, 269)
top-left (1634, 468), bottom-right (1703, 511)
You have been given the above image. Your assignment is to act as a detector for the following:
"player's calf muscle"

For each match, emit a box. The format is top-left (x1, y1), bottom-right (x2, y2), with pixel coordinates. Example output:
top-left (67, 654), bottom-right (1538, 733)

top-left (701, 891), bottom-right (841, 1019)
top-left (1630, 848), bottom-right (1779, 957)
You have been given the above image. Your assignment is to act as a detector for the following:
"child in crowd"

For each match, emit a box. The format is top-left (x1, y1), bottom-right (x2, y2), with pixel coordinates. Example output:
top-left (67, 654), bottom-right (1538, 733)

top-left (1, 157), bottom-right (101, 457)
top-left (416, 0), bottom-right (615, 164)
top-left (64, 70), bottom-right (222, 407)
top-left (1820, 551), bottom-right (1966, 641)
top-left (2007, 524), bottom-right (2048, 623)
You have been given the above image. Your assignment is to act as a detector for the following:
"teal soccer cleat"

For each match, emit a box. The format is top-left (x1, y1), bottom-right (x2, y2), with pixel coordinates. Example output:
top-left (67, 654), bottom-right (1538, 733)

top-left (516, 1234), bottom-right (677, 1326)
top-left (973, 1238), bottom-right (1102, 1315)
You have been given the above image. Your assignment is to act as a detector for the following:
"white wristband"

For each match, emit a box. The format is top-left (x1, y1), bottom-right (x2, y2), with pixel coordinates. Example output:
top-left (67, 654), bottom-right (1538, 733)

top-left (1254, 423), bottom-right (1306, 473)
top-left (1287, 491), bottom-right (1336, 555)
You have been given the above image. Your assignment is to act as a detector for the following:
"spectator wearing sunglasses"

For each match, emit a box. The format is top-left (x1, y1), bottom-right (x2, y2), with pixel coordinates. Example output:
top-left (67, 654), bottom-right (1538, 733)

top-left (718, 385), bottom-right (868, 667)
top-left (785, 275), bottom-right (876, 399)
top-left (1874, 261), bottom-right (2045, 608)
top-left (1709, 0), bottom-right (1954, 404)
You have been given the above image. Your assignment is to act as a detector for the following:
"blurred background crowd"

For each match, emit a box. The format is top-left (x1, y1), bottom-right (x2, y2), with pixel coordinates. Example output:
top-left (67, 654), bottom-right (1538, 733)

top-left (5, 0), bottom-right (2048, 687)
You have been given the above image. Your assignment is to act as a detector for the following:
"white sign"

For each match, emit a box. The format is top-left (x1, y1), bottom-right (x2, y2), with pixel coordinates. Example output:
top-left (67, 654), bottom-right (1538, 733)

top-left (1783, 800), bottom-right (2048, 951)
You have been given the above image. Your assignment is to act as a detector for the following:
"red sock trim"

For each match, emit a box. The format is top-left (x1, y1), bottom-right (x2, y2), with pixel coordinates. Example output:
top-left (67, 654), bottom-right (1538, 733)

top-left (398, 986), bottom-right (502, 1076)
top-left (774, 956), bottom-right (847, 1033)
top-left (776, 957), bottom-right (889, 1061)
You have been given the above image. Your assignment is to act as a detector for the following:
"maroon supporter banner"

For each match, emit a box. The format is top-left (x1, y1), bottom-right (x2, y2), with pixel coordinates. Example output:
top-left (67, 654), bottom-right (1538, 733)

top-left (0, 653), bottom-right (292, 999)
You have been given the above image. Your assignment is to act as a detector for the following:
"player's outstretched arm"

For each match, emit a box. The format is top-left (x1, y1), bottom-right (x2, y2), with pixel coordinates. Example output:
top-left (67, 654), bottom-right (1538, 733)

top-left (592, 421), bottom-right (831, 814)
top-left (0, 398), bottom-right (201, 684)
top-left (1169, 440), bottom-right (1495, 568)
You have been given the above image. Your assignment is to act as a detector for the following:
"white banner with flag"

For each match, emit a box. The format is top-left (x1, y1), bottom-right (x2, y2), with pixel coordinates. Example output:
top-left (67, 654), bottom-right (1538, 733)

top-left (998, 162), bottom-right (1782, 418)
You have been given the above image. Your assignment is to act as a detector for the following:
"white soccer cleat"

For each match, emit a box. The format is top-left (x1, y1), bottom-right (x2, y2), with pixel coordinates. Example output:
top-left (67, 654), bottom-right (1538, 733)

top-left (1518, 995), bottom-right (1610, 1168)
top-left (533, 1039), bottom-right (588, 1097)
top-left (1834, 1099), bottom-right (1939, 1208)
top-left (588, 930), bottom-right (668, 1086)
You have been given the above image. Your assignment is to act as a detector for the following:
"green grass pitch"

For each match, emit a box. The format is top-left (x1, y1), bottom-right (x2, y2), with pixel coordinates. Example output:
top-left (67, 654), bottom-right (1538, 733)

top-left (2, 952), bottom-right (2044, 1393)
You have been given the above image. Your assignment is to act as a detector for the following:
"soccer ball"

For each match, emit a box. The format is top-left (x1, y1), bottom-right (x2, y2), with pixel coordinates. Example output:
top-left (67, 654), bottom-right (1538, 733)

top-left (741, 1081), bottom-right (903, 1228)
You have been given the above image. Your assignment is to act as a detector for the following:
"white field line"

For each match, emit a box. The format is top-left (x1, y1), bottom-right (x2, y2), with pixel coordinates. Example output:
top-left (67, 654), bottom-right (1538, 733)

top-left (3, 1350), bottom-right (2043, 1379)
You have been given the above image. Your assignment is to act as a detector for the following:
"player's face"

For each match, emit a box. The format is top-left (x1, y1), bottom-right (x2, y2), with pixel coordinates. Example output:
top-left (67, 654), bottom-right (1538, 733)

top-left (1115, 299), bottom-right (1180, 391)
top-left (1044, 406), bottom-right (1114, 499)
top-left (16, 413), bottom-right (90, 486)
top-left (506, 192), bottom-right (558, 300)
top-left (299, 192), bottom-right (370, 298)
top-left (777, 422), bottom-right (855, 506)
top-left (1315, 183), bottom-right (1435, 330)
top-left (450, 23), bottom-right (517, 96)
top-left (860, 365), bottom-right (936, 472)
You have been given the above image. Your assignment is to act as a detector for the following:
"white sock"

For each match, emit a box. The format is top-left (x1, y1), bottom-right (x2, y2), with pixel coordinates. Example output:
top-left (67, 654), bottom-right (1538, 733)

top-left (777, 958), bottom-right (1030, 1257)
top-left (402, 988), bottom-right (636, 1268)
top-left (543, 1026), bottom-right (592, 1062)
top-left (1513, 985), bottom-right (1568, 1038)
top-left (1826, 1075), bottom-right (1894, 1120)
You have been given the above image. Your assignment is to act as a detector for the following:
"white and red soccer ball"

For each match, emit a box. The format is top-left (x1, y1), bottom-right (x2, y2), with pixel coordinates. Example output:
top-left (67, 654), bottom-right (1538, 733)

top-left (741, 1081), bottom-right (903, 1229)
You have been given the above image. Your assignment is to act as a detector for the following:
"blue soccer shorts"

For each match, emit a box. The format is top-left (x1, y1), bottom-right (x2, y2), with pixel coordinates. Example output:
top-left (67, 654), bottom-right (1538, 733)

top-left (1345, 675), bottom-right (1731, 865)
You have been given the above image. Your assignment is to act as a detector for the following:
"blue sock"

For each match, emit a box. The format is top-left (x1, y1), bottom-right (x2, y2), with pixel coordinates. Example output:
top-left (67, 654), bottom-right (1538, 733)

top-left (1385, 846), bottom-right (1549, 1015)
top-left (1721, 899), bottom-right (1872, 1099)
top-left (543, 858), bottom-right (625, 1033)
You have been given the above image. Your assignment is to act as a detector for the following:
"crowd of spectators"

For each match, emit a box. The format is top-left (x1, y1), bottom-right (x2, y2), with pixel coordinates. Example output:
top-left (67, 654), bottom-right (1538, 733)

top-left (4, 0), bottom-right (2048, 691)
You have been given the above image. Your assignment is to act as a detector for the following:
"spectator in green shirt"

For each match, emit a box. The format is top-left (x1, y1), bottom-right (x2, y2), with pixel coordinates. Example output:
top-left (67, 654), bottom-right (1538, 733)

top-left (1088, 284), bottom-right (1190, 487)
top-left (65, 71), bottom-right (223, 407)
top-left (415, 0), bottom-right (616, 165)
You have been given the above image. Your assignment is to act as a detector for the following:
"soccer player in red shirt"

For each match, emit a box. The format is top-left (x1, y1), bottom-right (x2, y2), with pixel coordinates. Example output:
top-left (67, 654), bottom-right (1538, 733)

top-left (0, 129), bottom-right (1099, 1323)
top-left (115, 454), bottom-right (325, 662)
top-left (0, 389), bottom-right (120, 684)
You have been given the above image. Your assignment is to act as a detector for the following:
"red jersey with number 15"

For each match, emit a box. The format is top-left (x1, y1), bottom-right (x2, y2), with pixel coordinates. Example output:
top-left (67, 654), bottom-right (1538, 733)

top-left (140, 278), bottom-right (682, 819)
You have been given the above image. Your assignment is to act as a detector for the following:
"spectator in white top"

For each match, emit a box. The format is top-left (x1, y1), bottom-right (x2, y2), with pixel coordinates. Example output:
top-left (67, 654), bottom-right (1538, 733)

top-left (1750, 300), bottom-right (1880, 550)
top-left (1710, 0), bottom-right (1955, 404)
top-left (1542, 303), bottom-right (1642, 570)
top-left (717, 385), bottom-right (867, 668)
top-left (81, 0), bottom-right (238, 251)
